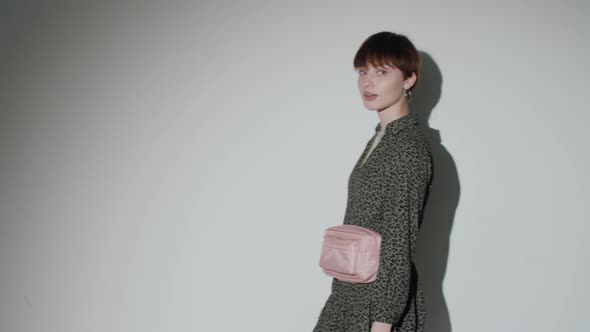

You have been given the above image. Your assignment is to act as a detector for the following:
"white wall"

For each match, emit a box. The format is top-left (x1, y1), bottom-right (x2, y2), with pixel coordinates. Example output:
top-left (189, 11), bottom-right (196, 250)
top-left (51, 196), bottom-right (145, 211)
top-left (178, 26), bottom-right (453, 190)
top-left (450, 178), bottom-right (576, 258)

top-left (1, 1), bottom-right (589, 332)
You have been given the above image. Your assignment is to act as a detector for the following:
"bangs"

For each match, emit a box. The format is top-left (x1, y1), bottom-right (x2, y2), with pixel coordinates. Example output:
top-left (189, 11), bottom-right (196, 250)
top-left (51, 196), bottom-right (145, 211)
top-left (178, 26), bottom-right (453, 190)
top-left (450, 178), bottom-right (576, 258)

top-left (353, 52), bottom-right (405, 70)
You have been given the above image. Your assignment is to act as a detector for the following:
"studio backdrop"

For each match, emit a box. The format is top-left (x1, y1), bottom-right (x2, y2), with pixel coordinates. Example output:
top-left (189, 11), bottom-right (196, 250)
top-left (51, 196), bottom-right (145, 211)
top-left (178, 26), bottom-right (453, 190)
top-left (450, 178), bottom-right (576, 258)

top-left (1, 1), bottom-right (588, 332)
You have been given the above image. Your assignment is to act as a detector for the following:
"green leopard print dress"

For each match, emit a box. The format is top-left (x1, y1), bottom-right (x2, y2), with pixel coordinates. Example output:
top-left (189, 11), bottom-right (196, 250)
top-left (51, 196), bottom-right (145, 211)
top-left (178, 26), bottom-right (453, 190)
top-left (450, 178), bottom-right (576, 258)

top-left (313, 112), bottom-right (432, 332)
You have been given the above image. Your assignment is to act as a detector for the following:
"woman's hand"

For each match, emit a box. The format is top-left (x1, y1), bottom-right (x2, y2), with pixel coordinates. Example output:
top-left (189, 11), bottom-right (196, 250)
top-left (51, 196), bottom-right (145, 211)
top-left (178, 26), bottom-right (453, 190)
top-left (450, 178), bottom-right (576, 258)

top-left (370, 321), bottom-right (392, 332)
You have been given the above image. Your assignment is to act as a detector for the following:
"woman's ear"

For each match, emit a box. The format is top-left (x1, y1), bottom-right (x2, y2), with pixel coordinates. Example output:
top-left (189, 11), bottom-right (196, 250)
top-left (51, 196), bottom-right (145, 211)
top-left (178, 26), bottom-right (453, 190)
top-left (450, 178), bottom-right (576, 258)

top-left (405, 72), bottom-right (417, 90)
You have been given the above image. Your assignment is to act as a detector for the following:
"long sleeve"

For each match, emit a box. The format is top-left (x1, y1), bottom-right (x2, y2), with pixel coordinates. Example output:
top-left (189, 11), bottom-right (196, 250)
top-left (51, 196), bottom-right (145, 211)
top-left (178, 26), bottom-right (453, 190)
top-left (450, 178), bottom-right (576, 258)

top-left (370, 141), bottom-right (432, 325)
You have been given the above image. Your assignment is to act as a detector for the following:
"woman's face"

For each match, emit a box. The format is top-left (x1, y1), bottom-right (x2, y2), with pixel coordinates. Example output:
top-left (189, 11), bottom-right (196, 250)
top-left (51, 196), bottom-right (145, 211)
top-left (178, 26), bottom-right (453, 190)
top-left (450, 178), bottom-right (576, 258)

top-left (357, 63), bottom-right (412, 111)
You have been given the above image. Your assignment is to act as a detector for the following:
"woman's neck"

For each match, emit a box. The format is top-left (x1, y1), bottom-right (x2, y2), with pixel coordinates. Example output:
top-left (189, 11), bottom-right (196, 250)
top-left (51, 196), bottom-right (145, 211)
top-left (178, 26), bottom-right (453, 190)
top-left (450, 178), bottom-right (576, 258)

top-left (377, 100), bottom-right (410, 132)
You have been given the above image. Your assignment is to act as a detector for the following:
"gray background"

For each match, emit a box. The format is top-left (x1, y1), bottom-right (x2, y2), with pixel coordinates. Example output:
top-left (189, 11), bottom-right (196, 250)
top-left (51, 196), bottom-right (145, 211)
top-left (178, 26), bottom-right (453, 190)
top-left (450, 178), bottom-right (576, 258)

top-left (1, 1), bottom-right (589, 332)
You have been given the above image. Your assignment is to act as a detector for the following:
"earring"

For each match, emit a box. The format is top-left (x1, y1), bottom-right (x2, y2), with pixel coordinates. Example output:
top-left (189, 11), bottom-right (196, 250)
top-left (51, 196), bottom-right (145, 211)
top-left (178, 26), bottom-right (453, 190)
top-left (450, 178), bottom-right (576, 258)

top-left (403, 88), bottom-right (412, 98)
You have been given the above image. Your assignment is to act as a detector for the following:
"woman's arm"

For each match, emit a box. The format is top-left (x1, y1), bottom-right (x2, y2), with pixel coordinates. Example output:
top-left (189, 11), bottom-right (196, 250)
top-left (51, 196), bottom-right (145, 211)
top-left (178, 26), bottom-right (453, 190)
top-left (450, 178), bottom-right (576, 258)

top-left (370, 140), bottom-right (432, 326)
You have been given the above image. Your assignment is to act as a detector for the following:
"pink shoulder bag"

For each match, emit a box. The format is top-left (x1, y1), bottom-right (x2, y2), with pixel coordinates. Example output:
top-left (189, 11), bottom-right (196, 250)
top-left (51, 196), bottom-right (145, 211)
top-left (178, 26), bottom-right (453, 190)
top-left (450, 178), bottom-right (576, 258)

top-left (318, 224), bottom-right (382, 283)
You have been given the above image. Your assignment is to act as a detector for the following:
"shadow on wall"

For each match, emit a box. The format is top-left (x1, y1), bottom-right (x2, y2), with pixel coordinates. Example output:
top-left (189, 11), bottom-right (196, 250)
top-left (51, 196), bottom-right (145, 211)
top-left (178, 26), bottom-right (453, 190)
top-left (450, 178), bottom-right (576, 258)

top-left (413, 51), bottom-right (459, 332)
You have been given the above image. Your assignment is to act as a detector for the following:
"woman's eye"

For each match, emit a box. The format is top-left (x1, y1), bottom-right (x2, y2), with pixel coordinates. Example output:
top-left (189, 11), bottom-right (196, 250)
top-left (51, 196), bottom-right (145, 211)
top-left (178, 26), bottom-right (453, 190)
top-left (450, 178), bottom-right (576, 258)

top-left (378, 70), bottom-right (386, 74)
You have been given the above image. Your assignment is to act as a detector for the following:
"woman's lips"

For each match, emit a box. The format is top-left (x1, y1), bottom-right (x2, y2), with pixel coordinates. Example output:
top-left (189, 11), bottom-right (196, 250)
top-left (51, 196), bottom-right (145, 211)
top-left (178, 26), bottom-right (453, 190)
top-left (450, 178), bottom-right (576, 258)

top-left (364, 94), bottom-right (377, 101)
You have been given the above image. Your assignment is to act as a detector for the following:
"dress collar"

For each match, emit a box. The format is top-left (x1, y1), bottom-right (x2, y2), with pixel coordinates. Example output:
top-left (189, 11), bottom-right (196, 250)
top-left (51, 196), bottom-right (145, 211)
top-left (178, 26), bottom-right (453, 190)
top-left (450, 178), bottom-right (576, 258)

top-left (374, 112), bottom-right (418, 136)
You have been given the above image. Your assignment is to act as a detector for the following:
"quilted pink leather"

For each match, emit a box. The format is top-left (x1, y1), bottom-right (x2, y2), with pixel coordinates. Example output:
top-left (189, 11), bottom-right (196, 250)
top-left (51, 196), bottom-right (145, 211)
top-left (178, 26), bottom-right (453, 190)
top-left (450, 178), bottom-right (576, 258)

top-left (319, 224), bottom-right (381, 283)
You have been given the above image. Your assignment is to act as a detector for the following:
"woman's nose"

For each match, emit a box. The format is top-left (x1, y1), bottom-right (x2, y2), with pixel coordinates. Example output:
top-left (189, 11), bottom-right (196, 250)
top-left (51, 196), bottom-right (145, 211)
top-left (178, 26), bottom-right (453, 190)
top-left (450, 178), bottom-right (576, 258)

top-left (362, 77), bottom-right (374, 88)
top-left (361, 73), bottom-right (375, 85)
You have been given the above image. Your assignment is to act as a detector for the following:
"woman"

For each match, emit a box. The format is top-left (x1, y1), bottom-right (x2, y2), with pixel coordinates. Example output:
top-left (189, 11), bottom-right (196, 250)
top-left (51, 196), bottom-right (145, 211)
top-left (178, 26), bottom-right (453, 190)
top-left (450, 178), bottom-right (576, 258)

top-left (313, 32), bottom-right (433, 332)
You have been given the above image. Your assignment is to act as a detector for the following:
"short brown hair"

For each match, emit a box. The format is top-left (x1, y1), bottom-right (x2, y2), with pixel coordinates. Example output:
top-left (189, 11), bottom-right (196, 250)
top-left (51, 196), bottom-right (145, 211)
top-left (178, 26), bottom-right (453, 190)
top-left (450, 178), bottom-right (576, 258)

top-left (353, 31), bottom-right (421, 93)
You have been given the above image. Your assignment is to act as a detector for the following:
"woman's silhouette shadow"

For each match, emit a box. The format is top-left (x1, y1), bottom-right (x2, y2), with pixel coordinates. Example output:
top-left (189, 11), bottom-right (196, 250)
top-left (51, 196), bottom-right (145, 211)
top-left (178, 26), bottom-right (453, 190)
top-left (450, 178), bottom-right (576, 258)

top-left (413, 51), bottom-right (458, 332)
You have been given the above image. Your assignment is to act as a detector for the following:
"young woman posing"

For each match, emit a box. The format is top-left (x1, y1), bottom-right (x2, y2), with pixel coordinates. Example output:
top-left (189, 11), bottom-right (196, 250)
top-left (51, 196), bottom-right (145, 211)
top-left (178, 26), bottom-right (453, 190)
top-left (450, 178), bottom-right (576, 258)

top-left (313, 31), bottom-right (433, 332)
